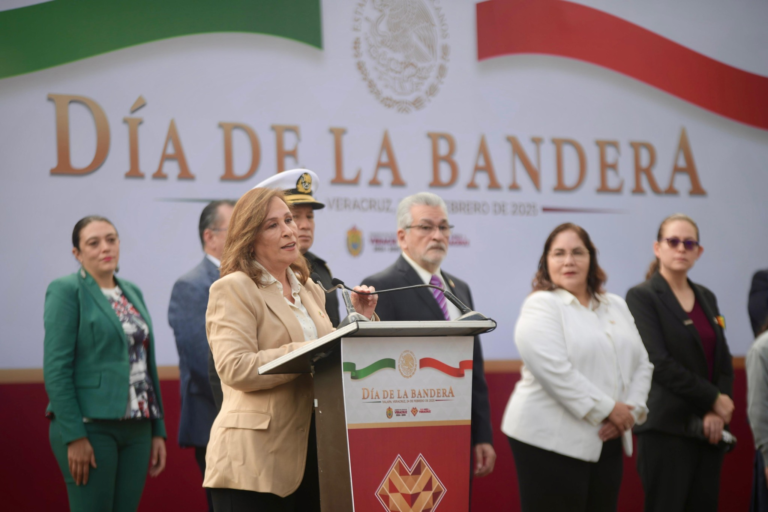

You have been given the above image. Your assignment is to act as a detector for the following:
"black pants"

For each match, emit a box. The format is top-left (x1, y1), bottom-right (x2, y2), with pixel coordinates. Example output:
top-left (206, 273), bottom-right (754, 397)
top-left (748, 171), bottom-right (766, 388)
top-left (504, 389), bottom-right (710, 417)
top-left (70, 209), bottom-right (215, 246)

top-left (637, 431), bottom-right (724, 512)
top-left (508, 436), bottom-right (623, 512)
top-left (211, 415), bottom-right (320, 512)
top-left (194, 446), bottom-right (214, 512)
top-left (751, 450), bottom-right (768, 512)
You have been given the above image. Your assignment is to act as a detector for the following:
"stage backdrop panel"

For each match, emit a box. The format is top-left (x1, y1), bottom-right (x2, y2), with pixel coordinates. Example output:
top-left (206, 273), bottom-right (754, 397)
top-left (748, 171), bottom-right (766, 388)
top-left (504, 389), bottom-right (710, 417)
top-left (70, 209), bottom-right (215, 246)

top-left (1, 0), bottom-right (768, 371)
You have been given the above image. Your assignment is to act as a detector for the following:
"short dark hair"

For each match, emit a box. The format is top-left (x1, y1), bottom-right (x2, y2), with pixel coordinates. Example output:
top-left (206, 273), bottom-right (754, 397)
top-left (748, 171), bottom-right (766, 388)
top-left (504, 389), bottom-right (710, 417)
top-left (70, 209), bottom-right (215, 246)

top-left (532, 222), bottom-right (607, 299)
top-left (199, 200), bottom-right (236, 248)
top-left (72, 215), bottom-right (116, 250)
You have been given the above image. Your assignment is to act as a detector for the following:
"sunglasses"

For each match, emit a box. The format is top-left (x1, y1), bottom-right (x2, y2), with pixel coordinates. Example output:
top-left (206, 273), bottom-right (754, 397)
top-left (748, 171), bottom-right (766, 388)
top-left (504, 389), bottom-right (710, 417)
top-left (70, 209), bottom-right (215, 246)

top-left (664, 237), bottom-right (700, 251)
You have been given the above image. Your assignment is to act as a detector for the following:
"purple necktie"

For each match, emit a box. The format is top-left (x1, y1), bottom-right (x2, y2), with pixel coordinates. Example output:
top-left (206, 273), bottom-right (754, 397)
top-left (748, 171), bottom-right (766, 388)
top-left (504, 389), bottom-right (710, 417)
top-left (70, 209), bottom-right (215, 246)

top-left (429, 274), bottom-right (451, 320)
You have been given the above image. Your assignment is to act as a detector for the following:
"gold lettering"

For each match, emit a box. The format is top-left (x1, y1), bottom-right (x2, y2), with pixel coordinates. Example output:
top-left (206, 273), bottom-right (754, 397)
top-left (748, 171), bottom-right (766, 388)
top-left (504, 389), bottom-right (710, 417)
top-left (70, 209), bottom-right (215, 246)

top-left (219, 122), bottom-right (261, 181)
top-left (507, 136), bottom-right (543, 191)
top-left (362, 388), bottom-right (370, 400)
top-left (596, 140), bottom-right (622, 193)
top-left (630, 142), bottom-right (661, 194)
top-left (467, 135), bottom-right (501, 189)
top-left (369, 130), bottom-right (406, 186)
top-left (124, 117), bottom-right (143, 178)
top-left (271, 124), bottom-right (300, 174)
top-left (448, 386), bottom-right (454, 398)
top-left (553, 138), bottom-right (587, 191)
top-left (153, 119), bottom-right (194, 179)
top-left (329, 127), bottom-right (361, 184)
top-left (48, 94), bottom-right (110, 176)
top-left (428, 132), bottom-right (458, 187)
top-left (665, 127), bottom-right (706, 195)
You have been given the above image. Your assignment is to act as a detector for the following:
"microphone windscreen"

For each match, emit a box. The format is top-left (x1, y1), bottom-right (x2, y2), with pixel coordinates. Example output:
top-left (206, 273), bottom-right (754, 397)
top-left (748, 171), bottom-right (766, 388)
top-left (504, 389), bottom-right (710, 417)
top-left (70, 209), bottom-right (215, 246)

top-left (331, 277), bottom-right (345, 287)
top-left (310, 273), bottom-right (322, 283)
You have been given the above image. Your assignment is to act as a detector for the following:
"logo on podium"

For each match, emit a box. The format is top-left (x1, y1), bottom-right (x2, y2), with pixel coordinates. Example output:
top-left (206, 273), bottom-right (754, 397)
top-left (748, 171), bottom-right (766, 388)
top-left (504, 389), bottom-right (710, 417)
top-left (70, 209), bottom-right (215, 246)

top-left (376, 454), bottom-right (445, 511)
top-left (398, 350), bottom-right (417, 378)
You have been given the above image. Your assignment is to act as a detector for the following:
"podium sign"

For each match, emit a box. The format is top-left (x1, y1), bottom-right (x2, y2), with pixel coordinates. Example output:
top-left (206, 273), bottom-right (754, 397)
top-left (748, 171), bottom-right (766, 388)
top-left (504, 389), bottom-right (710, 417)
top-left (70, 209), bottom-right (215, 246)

top-left (341, 336), bottom-right (473, 511)
top-left (259, 321), bottom-right (495, 512)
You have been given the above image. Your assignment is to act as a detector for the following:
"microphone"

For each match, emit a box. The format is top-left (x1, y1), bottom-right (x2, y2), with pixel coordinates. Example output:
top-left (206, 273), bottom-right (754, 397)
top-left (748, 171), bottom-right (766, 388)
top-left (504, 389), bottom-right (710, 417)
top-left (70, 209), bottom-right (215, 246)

top-left (310, 273), bottom-right (369, 328)
top-left (686, 416), bottom-right (737, 452)
top-left (316, 275), bottom-right (491, 323)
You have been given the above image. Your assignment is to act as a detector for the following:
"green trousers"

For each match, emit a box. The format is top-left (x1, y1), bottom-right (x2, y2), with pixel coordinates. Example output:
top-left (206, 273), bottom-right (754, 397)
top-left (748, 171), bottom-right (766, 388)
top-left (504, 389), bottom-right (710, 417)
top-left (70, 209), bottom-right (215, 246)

top-left (49, 418), bottom-right (152, 512)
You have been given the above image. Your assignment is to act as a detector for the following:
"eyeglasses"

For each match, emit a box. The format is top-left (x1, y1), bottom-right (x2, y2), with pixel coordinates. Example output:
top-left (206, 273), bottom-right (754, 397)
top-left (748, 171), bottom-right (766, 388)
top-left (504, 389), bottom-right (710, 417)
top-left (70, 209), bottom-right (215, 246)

top-left (405, 224), bottom-right (454, 235)
top-left (664, 238), bottom-right (699, 251)
top-left (549, 249), bottom-right (589, 261)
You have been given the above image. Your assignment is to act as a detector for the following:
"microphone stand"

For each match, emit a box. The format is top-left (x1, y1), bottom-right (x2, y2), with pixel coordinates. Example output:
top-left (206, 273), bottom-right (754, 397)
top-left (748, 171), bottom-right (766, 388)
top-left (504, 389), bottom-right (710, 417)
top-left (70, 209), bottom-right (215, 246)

top-left (310, 274), bottom-right (494, 324)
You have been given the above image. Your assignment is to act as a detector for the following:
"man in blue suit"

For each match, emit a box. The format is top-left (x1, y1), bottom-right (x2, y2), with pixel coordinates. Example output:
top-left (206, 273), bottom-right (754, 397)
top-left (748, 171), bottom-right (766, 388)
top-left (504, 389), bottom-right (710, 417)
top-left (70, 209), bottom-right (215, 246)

top-left (168, 200), bottom-right (234, 512)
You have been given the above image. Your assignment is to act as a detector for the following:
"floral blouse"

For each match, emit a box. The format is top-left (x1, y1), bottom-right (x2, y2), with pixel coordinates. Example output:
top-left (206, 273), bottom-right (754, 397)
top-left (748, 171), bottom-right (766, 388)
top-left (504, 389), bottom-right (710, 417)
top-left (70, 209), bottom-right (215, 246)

top-left (101, 287), bottom-right (161, 420)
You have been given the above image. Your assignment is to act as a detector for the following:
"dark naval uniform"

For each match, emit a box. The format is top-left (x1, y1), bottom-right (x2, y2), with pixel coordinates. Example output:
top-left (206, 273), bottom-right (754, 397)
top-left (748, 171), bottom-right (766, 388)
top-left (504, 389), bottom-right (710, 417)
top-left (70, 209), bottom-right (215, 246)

top-left (304, 251), bottom-right (340, 327)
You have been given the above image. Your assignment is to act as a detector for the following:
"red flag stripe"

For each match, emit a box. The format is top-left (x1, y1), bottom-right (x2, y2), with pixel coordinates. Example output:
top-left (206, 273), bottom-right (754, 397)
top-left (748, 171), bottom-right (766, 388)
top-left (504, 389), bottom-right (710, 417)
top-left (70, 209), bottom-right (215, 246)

top-left (476, 0), bottom-right (768, 131)
top-left (419, 358), bottom-right (473, 377)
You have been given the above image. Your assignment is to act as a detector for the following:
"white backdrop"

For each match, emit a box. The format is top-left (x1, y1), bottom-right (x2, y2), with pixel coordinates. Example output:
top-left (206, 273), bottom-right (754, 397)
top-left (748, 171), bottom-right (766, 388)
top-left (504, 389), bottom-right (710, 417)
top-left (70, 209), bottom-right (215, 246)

top-left (1, 0), bottom-right (767, 369)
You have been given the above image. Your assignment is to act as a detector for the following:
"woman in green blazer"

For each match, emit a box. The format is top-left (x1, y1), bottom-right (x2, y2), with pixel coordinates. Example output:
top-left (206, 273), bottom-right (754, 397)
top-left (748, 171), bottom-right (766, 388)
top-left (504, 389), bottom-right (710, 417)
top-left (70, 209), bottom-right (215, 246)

top-left (44, 216), bottom-right (167, 512)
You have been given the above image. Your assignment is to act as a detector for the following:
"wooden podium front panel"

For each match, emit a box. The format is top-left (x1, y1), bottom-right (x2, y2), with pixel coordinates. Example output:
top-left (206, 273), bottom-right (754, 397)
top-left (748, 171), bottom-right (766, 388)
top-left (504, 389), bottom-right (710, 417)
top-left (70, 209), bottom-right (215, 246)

top-left (341, 336), bottom-right (473, 512)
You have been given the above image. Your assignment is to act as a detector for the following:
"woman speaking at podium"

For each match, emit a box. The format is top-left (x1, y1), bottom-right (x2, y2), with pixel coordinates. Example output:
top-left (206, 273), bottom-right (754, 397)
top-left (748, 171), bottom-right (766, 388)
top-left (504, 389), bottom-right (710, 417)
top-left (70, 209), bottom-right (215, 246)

top-left (501, 223), bottom-right (653, 512)
top-left (203, 188), bottom-right (376, 512)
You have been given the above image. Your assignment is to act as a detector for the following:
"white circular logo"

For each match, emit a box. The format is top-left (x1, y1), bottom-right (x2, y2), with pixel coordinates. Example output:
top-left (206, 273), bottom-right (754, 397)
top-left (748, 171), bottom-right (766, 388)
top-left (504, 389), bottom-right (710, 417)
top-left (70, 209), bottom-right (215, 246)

top-left (353, 0), bottom-right (450, 113)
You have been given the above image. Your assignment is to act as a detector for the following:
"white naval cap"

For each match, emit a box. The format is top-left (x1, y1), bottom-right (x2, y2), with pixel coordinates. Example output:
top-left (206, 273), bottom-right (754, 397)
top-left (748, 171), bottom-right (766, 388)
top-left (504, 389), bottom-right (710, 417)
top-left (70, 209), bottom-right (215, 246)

top-left (252, 169), bottom-right (324, 209)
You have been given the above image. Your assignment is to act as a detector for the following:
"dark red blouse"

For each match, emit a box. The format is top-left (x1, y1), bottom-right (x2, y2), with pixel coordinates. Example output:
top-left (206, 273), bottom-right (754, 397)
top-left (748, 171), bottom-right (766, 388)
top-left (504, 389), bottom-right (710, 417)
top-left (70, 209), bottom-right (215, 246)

top-left (687, 300), bottom-right (717, 381)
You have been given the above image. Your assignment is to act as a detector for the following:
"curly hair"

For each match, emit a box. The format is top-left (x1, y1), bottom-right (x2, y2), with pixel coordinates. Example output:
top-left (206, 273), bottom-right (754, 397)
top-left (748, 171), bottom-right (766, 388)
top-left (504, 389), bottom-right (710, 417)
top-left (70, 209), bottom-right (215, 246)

top-left (532, 223), bottom-right (606, 299)
top-left (219, 188), bottom-right (309, 285)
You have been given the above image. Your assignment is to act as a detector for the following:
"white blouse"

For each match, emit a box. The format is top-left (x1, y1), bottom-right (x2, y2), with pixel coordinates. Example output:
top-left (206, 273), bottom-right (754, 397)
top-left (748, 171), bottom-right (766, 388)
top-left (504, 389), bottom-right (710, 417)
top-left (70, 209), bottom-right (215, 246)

top-left (501, 289), bottom-right (653, 461)
top-left (255, 262), bottom-right (318, 342)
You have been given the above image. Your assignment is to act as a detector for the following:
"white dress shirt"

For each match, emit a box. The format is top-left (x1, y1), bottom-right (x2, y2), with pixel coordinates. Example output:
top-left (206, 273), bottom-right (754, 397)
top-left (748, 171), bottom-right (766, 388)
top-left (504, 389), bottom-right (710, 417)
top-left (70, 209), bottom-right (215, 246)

top-left (206, 253), bottom-right (221, 268)
top-left (401, 252), bottom-right (461, 320)
top-left (502, 289), bottom-right (653, 461)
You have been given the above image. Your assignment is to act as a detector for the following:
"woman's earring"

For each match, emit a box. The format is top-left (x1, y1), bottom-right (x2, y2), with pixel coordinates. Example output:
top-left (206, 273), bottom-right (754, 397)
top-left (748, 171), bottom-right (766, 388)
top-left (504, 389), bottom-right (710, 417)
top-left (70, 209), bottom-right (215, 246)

top-left (115, 265), bottom-right (120, 273)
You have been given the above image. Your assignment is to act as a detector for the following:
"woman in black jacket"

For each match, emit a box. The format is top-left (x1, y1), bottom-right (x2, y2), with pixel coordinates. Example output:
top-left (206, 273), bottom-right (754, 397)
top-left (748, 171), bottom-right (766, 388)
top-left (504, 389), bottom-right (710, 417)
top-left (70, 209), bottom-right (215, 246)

top-left (626, 213), bottom-right (734, 512)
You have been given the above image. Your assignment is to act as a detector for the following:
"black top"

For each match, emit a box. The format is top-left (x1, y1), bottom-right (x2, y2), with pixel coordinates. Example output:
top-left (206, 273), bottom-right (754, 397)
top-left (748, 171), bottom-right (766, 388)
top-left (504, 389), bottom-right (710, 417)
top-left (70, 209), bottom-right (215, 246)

top-left (749, 269), bottom-right (768, 337)
top-left (626, 272), bottom-right (733, 437)
top-left (304, 251), bottom-right (340, 328)
top-left (362, 255), bottom-right (494, 446)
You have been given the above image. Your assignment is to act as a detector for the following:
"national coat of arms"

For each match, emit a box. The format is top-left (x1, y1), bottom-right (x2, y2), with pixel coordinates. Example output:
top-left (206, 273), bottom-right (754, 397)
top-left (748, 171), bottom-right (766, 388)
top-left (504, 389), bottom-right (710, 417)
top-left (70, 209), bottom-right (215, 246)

top-left (353, 0), bottom-right (450, 113)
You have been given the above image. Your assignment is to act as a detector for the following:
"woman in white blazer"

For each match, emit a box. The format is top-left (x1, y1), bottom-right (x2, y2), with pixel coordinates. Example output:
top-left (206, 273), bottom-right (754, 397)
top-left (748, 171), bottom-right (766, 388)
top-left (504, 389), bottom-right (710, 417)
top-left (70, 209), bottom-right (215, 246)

top-left (502, 223), bottom-right (653, 512)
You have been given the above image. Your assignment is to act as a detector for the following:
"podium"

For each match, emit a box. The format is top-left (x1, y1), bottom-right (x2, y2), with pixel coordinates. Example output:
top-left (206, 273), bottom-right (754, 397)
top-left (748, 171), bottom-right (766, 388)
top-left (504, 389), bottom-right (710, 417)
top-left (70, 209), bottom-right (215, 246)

top-left (259, 320), bottom-right (496, 512)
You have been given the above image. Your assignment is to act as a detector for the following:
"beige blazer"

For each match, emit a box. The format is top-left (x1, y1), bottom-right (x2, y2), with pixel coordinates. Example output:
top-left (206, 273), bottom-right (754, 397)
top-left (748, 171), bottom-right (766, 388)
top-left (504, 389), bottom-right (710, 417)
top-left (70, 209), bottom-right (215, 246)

top-left (202, 271), bottom-right (334, 496)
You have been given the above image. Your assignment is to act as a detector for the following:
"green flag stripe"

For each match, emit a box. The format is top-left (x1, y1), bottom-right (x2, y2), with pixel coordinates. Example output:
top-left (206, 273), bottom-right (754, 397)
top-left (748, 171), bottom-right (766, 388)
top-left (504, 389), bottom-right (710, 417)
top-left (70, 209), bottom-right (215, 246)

top-left (342, 359), bottom-right (396, 380)
top-left (0, 0), bottom-right (322, 81)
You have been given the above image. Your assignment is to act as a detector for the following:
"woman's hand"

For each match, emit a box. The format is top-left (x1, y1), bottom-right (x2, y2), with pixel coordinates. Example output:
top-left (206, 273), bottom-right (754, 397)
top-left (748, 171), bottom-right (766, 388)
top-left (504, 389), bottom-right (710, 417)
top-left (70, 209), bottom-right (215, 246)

top-left (149, 437), bottom-right (166, 477)
top-left (68, 437), bottom-right (96, 486)
top-left (598, 421), bottom-right (622, 442)
top-left (351, 285), bottom-right (378, 319)
top-left (713, 393), bottom-right (734, 424)
top-left (607, 402), bottom-right (635, 432)
top-left (702, 412), bottom-right (724, 445)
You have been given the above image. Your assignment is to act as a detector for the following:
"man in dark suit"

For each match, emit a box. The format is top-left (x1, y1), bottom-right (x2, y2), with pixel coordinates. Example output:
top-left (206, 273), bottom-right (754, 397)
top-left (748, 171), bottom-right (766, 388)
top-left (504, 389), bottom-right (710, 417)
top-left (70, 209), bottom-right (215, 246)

top-left (169, 200), bottom-right (234, 512)
top-left (749, 269), bottom-right (768, 336)
top-left (362, 192), bottom-right (496, 478)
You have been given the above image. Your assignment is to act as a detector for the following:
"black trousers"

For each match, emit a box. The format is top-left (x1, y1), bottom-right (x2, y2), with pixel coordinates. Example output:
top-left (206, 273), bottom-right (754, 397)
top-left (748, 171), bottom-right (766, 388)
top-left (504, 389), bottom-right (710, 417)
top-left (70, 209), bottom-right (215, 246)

top-left (211, 414), bottom-right (320, 512)
top-left (751, 450), bottom-right (768, 512)
top-left (508, 436), bottom-right (623, 512)
top-left (637, 431), bottom-right (724, 512)
top-left (194, 446), bottom-right (214, 512)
